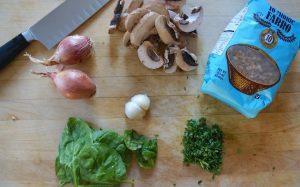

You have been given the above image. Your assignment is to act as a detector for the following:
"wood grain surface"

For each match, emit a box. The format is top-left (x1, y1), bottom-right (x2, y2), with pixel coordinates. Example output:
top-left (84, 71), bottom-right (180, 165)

top-left (0, 0), bottom-right (299, 186)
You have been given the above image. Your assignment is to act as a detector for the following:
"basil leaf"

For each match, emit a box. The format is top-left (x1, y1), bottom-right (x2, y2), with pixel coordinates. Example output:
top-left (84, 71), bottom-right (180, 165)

top-left (136, 138), bottom-right (158, 169)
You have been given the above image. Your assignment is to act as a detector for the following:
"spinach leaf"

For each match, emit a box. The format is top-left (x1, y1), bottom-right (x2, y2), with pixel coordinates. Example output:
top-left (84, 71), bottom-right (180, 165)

top-left (55, 118), bottom-right (157, 186)
top-left (93, 130), bottom-right (132, 168)
top-left (124, 130), bottom-right (146, 151)
top-left (56, 117), bottom-right (93, 186)
top-left (124, 130), bottom-right (157, 169)
top-left (136, 138), bottom-right (158, 169)
top-left (73, 143), bottom-right (127, 186)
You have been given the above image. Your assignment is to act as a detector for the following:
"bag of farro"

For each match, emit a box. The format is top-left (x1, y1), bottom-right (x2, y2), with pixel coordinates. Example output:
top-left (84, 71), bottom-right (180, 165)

top-left (201, 0), bottom-right (300, 118)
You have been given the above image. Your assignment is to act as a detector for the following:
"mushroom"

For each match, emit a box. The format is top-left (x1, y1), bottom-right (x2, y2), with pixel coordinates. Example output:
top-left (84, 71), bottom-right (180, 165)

top-left (176, 47), bottom-right (198, 71)
top-left (124, 0), bottom-right (144, 13)
top-left (155, 15), bottom-right (179, 45)
top-left (123, 31), bottom-right (131, 46)
top-left (163, 45), bottom-right (178, 73)
top-left (125, 8), bottom-right (149, 32)
top-left (138, 41), bottom-right (164, 69)
top-left (109, 0), bottom-right (125, 34)
top-left (173, 6), bottom-right (203, 33)
top-left (117, 13), bottom-right (128, 32)
top-left (144, 3), bottom-right (169, 18)
top-left (130, 11), bottom-right (160, 47)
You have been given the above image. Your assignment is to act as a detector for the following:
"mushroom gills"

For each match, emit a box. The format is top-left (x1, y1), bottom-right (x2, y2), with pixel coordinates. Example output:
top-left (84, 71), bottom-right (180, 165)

top-left (176, 48), bottom-right (198, 71)
top-left (137, 41), bottom-right (164, 69)
top-left (173, 5), bottom-right (203, 33)
top-left (163, 46), bottom-right (178, 73)
top-left (182, 50), bottom-right (198, 66)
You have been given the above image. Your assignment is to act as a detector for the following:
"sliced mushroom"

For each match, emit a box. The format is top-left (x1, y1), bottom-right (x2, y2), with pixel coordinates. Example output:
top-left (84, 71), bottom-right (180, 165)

top-left (109, 0), bottom-right (125, 34)
top-left (173, 6), bottom-right (203, 33)
top-left (144, 3), bottom-right (169, 18)
top-left (163, 46), bottom-right (177, 73)
top-left (155, 15), bottom-right (179, 45)
top-left (125, 8), bottom-right (149, 32)
top-left (123, 31), bottom-right (131, 46)
top-left (124, 0), bottom-right (144, 13)
top-left (176, 48), bottom-right (198, 71)
top-left (138, 41), bottom-right (164, 69)
top-left (130, 11), bottom-right (160, 47)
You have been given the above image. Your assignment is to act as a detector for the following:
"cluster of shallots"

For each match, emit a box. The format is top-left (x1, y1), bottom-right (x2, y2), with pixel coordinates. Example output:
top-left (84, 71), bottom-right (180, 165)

top-left (25, 35), bottom-right (96, 99)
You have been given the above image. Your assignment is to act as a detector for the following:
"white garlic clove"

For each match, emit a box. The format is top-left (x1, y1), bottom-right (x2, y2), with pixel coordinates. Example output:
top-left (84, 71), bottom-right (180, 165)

top-left (131, 94), bottom-right (151, 110)
top-left (125, 101), bottom-right (146, 119)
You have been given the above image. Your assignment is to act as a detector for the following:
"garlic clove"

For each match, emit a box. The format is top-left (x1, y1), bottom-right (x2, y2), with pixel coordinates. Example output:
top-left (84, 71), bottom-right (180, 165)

top-left (131, 94), bottom-right (150, 110)
top-left (125, 101), bottom-right (146, 119)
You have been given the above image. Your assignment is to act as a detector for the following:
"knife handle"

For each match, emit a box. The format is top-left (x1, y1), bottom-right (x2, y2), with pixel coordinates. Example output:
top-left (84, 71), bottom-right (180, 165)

top-left (0, 33), bottom-right (30, 70)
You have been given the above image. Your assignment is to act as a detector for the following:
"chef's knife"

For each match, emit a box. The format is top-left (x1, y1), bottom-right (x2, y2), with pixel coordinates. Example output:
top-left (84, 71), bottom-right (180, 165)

top-left (0, 0), bottom-right (110, 69)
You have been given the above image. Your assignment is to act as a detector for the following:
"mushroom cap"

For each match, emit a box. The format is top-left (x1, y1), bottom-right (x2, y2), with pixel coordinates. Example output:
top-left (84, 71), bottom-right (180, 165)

top-left (138, 41), bottom-right (164, 69)
top-left (130, 11), bottom-right (160, 47)
top-left (117, 13), bottom-right (128, 32)
top-left (173, 6), bottom-right (203, 33)
top-left (124, 0), bottom-right (144, 13)
top-left (176, 48), bottom-right (198, 71)
top-left (155, 15), bottom-right (179, 45)
top-left (144, 2), bottom-right (169, 18)
top-left (125, 8), bottom-right (149, 32)
top-left (123, 31), bottom-right (131, 46)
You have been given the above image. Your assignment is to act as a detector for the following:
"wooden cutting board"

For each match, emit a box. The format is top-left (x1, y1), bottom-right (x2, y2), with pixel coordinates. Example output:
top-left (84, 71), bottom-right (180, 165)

top-left (0, 0), bottom-right (299, 186)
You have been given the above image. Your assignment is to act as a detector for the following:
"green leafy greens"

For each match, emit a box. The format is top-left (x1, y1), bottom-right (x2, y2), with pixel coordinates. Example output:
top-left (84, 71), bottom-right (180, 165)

top-left (182, 118), bottom-right (224, 175)
top-left (55, 118), bottom-right (157, 187)
top-left (124, 130), bottom-right (158, 169)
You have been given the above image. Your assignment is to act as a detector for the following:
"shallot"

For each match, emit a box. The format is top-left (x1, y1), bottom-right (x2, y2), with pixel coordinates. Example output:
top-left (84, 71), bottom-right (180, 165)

top-left (33, 69), bottom-right (96, 99)
top-left (25, 35), bottom-right (94, 66)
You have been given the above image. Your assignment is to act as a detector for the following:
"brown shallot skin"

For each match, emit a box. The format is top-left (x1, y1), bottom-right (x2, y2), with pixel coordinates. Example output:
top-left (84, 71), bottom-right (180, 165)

top-left (53, 35), bottom-right (94, 65)
top-left (34, 69), bottom-right (96, 99)
top-left (25, 35), bottom-right (94, 66)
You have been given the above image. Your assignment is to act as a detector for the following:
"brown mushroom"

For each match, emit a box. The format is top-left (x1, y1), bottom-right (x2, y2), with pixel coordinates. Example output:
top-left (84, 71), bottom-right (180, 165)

top-left (144, 3), bottom-right (169, 18)
top-left (117, 13), bottom-right (128, 32)
top-left (176, 47), bottom-right (198, 71)
top-left (163, 45), bottom-right (178, 73)
top-left (109, 0), bottom-right (125, 34)
top-left (130, 11), bottom-right (160, 47)
top-left (124, 0), bottom-right (144, 13)
top-left (173, 6), bottom-right (203, 33)
top-left (125, 8), bottom-right (149, 32)
top-left (138, 41), bottom-right (164, 69)
top-left (155, 15), bottom-right (179, 45)
top-left (123, 31), bottom-right (131, 46)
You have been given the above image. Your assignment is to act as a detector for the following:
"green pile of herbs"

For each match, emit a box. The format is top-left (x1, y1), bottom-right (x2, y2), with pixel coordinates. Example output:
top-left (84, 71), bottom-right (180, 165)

top-left (55, 117), bottom-right (157, 186)
top-left (182, 117), bottom-right (224, 175)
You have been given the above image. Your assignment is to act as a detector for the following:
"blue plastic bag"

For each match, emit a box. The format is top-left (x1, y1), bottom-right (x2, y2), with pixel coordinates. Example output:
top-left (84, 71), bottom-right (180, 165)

top-left (201, 0), bottom-right (300, 118)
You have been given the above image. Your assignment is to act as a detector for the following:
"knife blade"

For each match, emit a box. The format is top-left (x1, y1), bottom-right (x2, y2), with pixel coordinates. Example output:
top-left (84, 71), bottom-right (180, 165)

top-left (0, 0), bottom-right (110, 69)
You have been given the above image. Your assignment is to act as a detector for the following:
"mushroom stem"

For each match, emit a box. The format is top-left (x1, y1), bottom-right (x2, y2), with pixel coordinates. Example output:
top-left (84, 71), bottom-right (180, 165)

top-left (109, 0), bottom-right (125, 34)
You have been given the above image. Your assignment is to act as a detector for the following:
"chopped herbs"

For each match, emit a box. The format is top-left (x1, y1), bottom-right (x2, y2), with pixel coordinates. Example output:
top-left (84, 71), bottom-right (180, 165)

top-left (55, 118), bottom-right (157, 187)
top-left (182, 117), bottom-right (224, 175)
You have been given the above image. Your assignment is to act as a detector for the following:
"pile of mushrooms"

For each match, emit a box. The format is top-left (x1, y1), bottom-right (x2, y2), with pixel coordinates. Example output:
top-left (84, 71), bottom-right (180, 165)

top-left (109, 0), bottom-right (203, 73)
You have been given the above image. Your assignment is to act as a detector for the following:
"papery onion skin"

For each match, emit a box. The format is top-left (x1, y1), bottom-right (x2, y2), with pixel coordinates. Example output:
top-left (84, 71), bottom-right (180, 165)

top-left (53, 35), bottom-right (94, 65)
top-left (33, 69), bottom-right (96, 99)
top-left (25, 35), bottom-right (94, 66)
